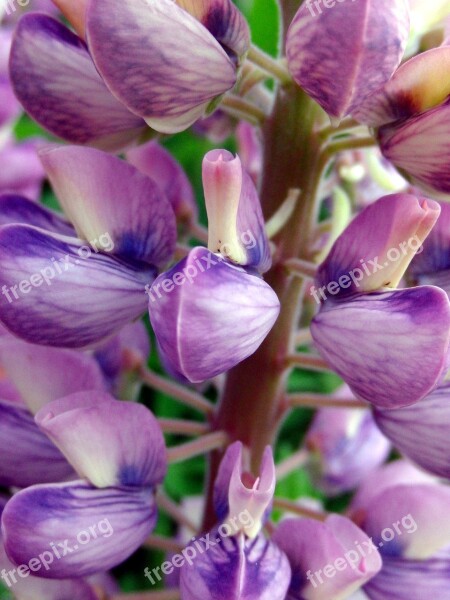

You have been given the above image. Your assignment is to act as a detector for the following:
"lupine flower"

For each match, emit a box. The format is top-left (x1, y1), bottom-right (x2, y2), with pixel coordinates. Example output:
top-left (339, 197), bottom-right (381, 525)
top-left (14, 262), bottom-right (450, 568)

top-left (306, 392), bottom-right (390, 496)
top-left (149, 150), bottom-right (279, 382)
top-left (286, 0), bottom-right (410, 122)
top-left (181, 441), bottom-right (381, 600)
top-left (0, 334), bottom-right (105, 487)
top-left (310, 193), bottom-right (450, 409)
top-left (9, 0), bottom-right (250, 147)
top-left (355, 45), bottom-right (450, 193)
top-left (350, 460), bottom-right (450, 599)
top-left (86, 0), bottom-right (250, 133)
top-left (0, 146), bottom-right (176, 347)
top-left (1, 392), bottom-right (167, 577)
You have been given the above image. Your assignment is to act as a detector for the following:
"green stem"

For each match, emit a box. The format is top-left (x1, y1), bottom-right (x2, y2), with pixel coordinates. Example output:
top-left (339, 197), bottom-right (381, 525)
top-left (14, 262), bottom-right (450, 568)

top-left (221, 94), bottom-right (267, 125)
top-left (288, 393), bottom-right (369, 409)
top-left (167, 431), bottom-right (229, 464)
top-left (247, 45), bottom-right (292, 85)
top-left (325, 136), bottom-right (377, 155)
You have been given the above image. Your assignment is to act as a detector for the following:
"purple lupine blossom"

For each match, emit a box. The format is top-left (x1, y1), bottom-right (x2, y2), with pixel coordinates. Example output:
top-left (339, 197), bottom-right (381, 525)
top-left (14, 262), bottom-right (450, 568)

top-left (2, 0), bottom-right (450, 596)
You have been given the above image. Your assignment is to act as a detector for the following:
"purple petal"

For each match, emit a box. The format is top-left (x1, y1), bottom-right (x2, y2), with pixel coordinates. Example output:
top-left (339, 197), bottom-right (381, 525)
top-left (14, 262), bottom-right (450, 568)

top-left (180, 532), bottom-right (291, 600)
top-left (286, 0), bottom-right (410, 120)
top-left (364, 553), bottom-right (450, 600)
top-left (359, 483), bottom-right (450, 559)
top-left (374, 384), bottom-right (450, 478)
top-left (378, 99), bottom-right (450, 193)
top-left (86, 0), bottom-right (237, 133)
top-left (41, 145), bottom-right (177, 267)
top-left (0, 194), bottom-right (74, 235)
top-left (125, 141), bottom-right (197, 226)
top-left (51, 0), bottom-right (88, 39)
top-left (0, 225), bottom-right (152, 348)
top-left (410, 200), bottom-right (450, 277)
top-left (94, 321), bottom-right (151, 387)
top-left (0, 339), bottom-right (105, 413)
top-left (203, 150), bottom-right (271, 273)
top-left (0, 141), bottom-right (46, 201)
top-left (306, 406), bottom-right (390, 496)
top-left (0, 30), bottom-right (21, 126)
top-left (355, 47), bottom-right (450, 127)
top-left (213, 442), bottom-right (275, 538)
top-left (311, 287), bottom-right (450, 409)
top-left (35, 392), bottom-right (166, 488)
top-left (176, 0), bottom-right (250, 64)
top-left (0, 400), bottom-right (74, 487)
top-left (273, 515), bottom-right (382, 600)
top-left (148, 247), bottom-right (280, 382)
top-left (9, 14), bottom-right (146, 151)
top-left (2, 481), bottom-right (156, 578)
top-left (316, 193), bottom-right (440, 294)
top-left (350, 459), bottom-right (435, 515)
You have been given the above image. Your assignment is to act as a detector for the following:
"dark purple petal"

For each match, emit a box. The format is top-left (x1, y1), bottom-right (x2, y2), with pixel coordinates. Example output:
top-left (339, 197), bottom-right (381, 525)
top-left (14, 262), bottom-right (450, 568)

top-left (149, 247), bottom-right (280, 382)
top-left (410, 200), bottom-right (450, 277)
top-left (378, 99), bottom-right (450, 193)
top-left (180, 532), bottom-right (291, 600)
top-left (0, 30), bottom-right (21, 127)
top-left (0, 194), bottom-right (74, 235)
top-left (125, 141), bottom-right (197, 226)
top-left (273, 516), bottom-right (381, 600)
top-left (35, 392), bottom-right (167, 488)
top-left (86, 0), bottom-right (237, 133)
top-left (0, 400), bottom-right (74, 487)
top-left (286, 0), bottom-right (410, 120)
top-left (9, 14), bottom-right (146, 151)
top-left (203, 149), bottom-right (271, 273)
top-left (374, 384), bottom-right (450, 478)
top-left (2, 481), bottom-right (156, 578)
top-left (0, 339), bottom-right (105, 413)
top-left (41, 145), bottom-right (177, 267)
top-left (176, 0), bottom-right (250, 64)
top-left (316, 193), bottom-right (440, 294)
top-left (0, 225), bottom-right (152, 348)
top-left (311, 287), bottom-right (450, 409)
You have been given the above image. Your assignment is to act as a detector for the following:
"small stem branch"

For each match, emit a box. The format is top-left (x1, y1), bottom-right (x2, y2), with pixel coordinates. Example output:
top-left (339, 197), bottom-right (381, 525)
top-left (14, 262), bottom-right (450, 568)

top-left (158, 418), bottom-right (210, 436)
top-left (167, 431), bottom-right (229, 464)
top-left (318, 118), bottom-right (362, 140)
top-left (286, 353), bottom-right (333, 371)
top-left (144, 534), bottom-right (184, 554)
top-left (276, 449), bottom-right (309, 480)
top-left (139, 368), bottom-right (214, 416)
top-left (288, 393), bottom-right (369, 409)
top-left (189, 222), bottom-right (208, 244)
top-left (156, 491), bottom-right (198, 533)
top-left (247, 45), bottom-right (292, 85)
top-left (294, 328), bottom-right (312, 346)
top-left (284, 258), bottom-right (317, 279)
top-left (273, 497), bottom-right (328, 521)
top-left (221, 94), bottom-right (267, 125)
top-left (325, 136), bottom-right (377, 156)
